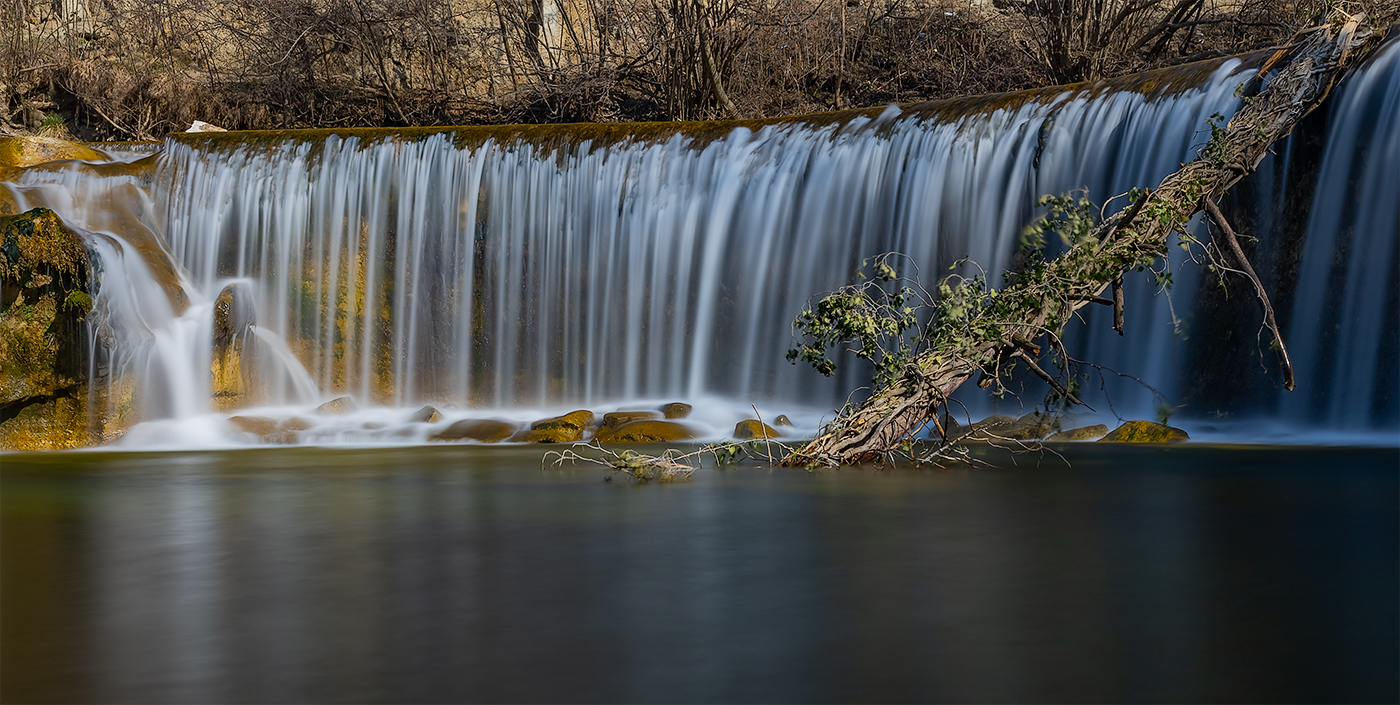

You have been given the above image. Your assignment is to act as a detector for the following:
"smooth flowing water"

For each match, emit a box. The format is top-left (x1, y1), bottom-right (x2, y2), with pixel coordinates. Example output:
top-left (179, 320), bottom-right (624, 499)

top-left (4, 42), bottom-right (1397, 449)
top-left (2, 445), bottom-right (1396, 702)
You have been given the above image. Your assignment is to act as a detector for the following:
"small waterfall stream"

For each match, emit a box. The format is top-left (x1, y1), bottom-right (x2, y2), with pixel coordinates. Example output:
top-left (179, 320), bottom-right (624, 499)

top-left (5, 45), bottom-right (1396, 447)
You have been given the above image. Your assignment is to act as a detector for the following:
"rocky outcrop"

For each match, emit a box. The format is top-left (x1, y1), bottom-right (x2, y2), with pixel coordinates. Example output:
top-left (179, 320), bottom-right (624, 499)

top-left (429, 418), bottom-right (516, 443)
top-left (0, 136), bottom-right (105, 168)
top-left (210, 282), bottom-right (256, 411)
top-left (0, 208), bottom-right (103, 449)
top-left (1044, 424), bottom-right (1109, 441)
top-left (734, 419), bottom-right (780, 440)
top-left (1098, 420), bottom-right (1189, 443)
top-left (596, 419), bottom-right (697, 443)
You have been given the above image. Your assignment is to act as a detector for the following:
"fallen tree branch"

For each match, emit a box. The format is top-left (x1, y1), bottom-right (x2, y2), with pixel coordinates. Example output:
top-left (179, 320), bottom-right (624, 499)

top-left (785, 12), bottom-right (1378, 466)
top-left (1202, 197), bottom-right (1295, 390)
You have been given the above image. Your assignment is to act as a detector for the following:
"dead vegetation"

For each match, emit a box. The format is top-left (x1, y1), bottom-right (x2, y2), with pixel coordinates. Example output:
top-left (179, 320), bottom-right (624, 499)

top-left (781, 11), bottom-right (1382, 466)
top-left (6, 0), bottom-right (1389, 139)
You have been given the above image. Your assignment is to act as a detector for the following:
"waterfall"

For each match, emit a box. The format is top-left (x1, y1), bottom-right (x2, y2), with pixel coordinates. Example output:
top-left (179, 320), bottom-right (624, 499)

top-left (4, 46), bottom-right (1396, 447)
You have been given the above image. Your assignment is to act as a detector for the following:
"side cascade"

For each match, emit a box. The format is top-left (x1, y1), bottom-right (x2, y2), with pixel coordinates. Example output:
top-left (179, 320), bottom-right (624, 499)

top-left (2, 43), bottom-right (1395, 447)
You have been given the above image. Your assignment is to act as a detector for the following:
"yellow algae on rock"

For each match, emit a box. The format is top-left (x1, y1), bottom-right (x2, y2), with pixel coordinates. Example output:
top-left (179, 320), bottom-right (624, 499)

top-left (596, 420), bottom-right (697, 443)
top-left (0, 208), bottom-right (101, 450)
top-left (1044, 424), bottom-right (1110, 442)
top-left (734, 419), bottom-right (779, 440)
top-left (511, 410), bottom-right (595, 443)
top-left (0, 136), bottom-right (105, 168)
top-left (1098, 420), bottom-right (1189, 443)
top-left (601, 410), bottom-right (661, 429)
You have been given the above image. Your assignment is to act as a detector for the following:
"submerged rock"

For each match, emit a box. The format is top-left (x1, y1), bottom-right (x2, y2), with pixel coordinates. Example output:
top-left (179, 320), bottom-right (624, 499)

top-left (316, 396), bottom-right (357, 415)
top-left (0, 136), bottom-right (105, 167)
top-left (1044, 424), bottom-right (1109, 442)
top-left (227, 415), bottom-right (309, 444)
top-left (279, 417), bottom-right (314, 432)
top-left (955, 415), bottom-right (1016, 441)
top-left (228, 415), bottom-right (279, 436)
top-left (660, 402), bottom-right (692, 419)
top-left (1098, 420), bottom-right (1189, 443)
top-left (430, 418), bottom-right (516, 443)
top-left (773, 414), bottom-right (793, 427)
top-left (734, 419), bottom-right (780, 440)
top-left (409, 405), bottom-right (442, 423)
top-left (511, 410), bottom-right (595, 443)
top-left (596, 420), bottom-right (696, 443)
top-left (1002, 411), bottom-right (1055, 440)
top-left (602, 410), bottom-right (661, 429)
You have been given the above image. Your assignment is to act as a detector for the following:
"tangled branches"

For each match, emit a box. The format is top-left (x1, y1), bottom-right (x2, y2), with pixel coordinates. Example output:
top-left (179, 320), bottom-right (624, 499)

top-left (782, 11), bottom-right (1380, 466)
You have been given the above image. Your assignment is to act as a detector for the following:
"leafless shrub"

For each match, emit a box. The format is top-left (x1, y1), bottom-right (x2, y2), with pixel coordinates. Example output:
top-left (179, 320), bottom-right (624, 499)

top-left (2, 0), bottom-right (1359, 139)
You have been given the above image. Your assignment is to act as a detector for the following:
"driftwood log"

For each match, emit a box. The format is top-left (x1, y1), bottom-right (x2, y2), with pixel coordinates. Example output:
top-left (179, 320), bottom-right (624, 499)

top-left (786, 13), bottom-right (1380, 466)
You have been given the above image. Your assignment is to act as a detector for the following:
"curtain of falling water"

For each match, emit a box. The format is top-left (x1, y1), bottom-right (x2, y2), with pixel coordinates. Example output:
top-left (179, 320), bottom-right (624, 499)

top-left (153, 58), bottom-right (1251, 412)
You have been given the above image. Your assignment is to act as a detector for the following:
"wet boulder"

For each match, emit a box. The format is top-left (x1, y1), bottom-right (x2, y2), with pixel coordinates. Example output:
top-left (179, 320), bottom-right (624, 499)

top-left (596, 420), bottom-right (697, 443)
top-left (1044, 424), bottom-right (1109, 442)
top-left (1098, 420), bottom-right (1189, 443)
top-left (409, 405), bottom-right (442, 423)
top-left (228, 415), bottom-right (278, 436)
top-left (602, 410), bottom-right (661, 429)
top-left (430, 418), bottom-right (516, 443)
top-left (316, 396), bottom-right (357, 416)
top-left (773, 414), bottom-right (793, 427)
top-left (734, 419), bottom-right (780, 440)
top-left (660, 402), bottom-right (692, 419)
top-left (511, 410), bottom-right (594, 443)
top-left (279, 417), bottom-right (315, 432)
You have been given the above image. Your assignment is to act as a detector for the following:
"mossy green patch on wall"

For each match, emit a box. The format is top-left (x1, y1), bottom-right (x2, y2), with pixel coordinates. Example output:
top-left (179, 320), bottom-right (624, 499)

top-left (0, 208), bottom-right (100, 449)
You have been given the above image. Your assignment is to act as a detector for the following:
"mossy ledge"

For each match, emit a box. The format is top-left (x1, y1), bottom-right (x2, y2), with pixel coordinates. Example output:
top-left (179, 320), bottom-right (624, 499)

top-left (0, 208), bottom-right (109, 449)
top-left (167, 50), bottom-right (1268, 158)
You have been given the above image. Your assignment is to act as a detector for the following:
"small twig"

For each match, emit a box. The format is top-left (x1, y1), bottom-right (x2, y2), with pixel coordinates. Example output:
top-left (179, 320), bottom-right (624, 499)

top-left (1012, 349), bottom-right (1093, 410)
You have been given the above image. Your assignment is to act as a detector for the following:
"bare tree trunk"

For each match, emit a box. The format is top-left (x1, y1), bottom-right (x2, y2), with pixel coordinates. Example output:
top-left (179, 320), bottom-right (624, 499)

top-left (694, 0), bottom-right (739, 119)
top-left (785, 13), bottom-right (1380, 466)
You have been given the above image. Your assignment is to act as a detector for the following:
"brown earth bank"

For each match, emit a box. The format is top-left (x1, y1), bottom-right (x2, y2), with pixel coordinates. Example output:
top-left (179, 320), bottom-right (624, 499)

top-left (8, 0), bottom-right (1392, 141)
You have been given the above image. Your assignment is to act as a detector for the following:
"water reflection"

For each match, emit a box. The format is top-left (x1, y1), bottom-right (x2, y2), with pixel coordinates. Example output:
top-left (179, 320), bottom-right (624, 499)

top-left (2, 446), bottom-right (1396, 703)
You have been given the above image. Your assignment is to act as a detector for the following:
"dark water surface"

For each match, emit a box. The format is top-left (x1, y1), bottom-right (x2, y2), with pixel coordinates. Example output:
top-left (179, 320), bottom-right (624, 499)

top-left (2, 444), bottom-right (1396, 703)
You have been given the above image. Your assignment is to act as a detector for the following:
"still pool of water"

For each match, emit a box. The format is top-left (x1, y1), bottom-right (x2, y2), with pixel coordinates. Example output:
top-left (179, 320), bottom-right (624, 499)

top-left (2, 444), bottom-right (1396, 703)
